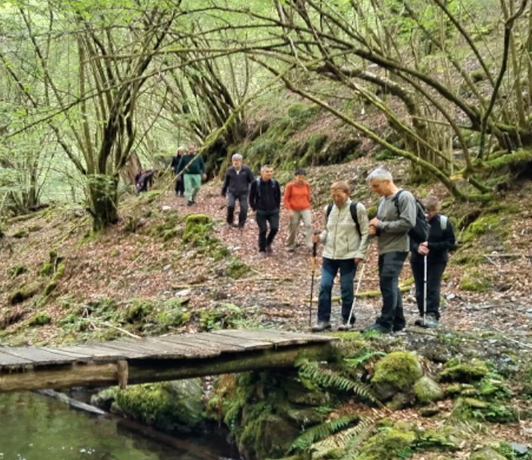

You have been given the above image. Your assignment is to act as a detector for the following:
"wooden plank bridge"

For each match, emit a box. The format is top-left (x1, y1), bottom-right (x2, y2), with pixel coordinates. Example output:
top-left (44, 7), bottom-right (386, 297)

top-left (0, 329), bottom-right (336, 393)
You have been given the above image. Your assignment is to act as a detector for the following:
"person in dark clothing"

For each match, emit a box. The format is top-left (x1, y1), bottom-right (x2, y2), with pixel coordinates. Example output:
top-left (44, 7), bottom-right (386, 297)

top-left (410, 195), bottom-right (456, 328)
top-left (171, 146), bottom-right (186, 196)
top-left (221, 153), bottom-right (254, 229)
top-left (176, 145), bottom-right (206, 206)
top-left (135, 169), bottom-right (154, 194)
top-left (249, 165), bottom-right (281, 257)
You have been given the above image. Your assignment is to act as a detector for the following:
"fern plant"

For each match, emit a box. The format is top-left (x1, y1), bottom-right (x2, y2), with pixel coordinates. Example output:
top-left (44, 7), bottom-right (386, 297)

top-left (296, 359), bottom-right (379, 404)
top-left (289, 414), bottom-right (360, 453)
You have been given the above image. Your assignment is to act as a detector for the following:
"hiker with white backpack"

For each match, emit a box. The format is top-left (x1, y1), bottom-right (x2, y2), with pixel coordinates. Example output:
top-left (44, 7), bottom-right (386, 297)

top-left (310, 181), bottom-right (370, 332)
top-left (410, 196), bottom-right (456, 328)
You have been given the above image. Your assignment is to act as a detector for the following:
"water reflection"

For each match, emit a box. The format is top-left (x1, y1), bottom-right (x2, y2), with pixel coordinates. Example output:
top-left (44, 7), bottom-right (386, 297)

top-left (0, 393), bottom-right (233, 460)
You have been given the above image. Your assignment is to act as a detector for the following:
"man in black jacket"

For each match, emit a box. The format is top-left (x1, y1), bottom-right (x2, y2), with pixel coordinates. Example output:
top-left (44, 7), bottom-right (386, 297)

top-left (221, 153), bottom-right (254, 228)
top-left (410, 195), bottom-right (456, 328)
top-left (249, 165), bottom-right (281, 257)
top-left (171, 146), bottom-right (186, 196)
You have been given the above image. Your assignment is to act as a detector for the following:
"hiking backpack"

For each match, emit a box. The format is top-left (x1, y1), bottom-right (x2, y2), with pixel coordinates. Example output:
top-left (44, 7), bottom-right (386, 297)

top-left (325, 202), bottom-right (361, 237)
top-left (392, 190), bottom-right (430, 244)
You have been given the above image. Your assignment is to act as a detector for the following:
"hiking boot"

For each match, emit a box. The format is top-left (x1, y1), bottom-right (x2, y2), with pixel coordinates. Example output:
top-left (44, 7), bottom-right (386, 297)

top-left (362, 323), bottom-right (392, 334)
top-left (338, 317), bottom-right (356, 332)
top-left (258, 251), bottom-right (268, 258)
top-left (187, 201), bottom-right (194, 206)
top-left (393, 323), bottom-right (406, 332)
top-left (266, 244), bottom-right (273, 255)
top-left (419, 314), bottom-right (439, 328)
top-left (311, 321), bottom-right (332, 333)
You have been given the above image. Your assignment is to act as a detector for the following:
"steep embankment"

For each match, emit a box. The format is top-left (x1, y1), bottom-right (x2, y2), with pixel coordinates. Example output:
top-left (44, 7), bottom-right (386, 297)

top-left (1, 153), bottom-right (532, 347)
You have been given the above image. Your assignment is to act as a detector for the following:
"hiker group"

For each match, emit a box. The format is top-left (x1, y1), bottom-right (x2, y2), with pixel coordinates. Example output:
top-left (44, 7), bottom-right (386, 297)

top-left (216, 154), bottom-right (456, 333)
top-left (143, 146), bottom-right (456, 334)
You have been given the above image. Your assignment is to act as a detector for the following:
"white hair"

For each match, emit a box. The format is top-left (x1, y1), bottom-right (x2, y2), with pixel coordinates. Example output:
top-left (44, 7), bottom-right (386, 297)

top-left (367, 168), bottom-right (393, 182)
top-left (177, 146), bottom-right (186, 153)
top-left (261, 164), bottom-right (273, 171)
top-left (232, 153), bottom-right (243, 161)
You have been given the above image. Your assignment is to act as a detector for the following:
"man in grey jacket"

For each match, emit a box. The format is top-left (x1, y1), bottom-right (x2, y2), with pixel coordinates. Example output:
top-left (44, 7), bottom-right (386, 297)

top-left (221, 153), bottom-right (254, 228)
top-left (367, 168), bottom-right (416, 334)
top-left (311, 181), bottom-right (370, 332)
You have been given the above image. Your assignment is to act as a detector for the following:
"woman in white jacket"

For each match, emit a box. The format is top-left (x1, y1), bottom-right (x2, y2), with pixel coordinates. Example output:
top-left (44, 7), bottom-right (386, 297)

top-left (311, 181), bottom-right (370, 332)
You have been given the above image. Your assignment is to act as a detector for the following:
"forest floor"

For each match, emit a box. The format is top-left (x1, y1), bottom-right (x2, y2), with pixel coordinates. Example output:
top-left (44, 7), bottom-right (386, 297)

top-left (1, 156), bottom-right (532, 346)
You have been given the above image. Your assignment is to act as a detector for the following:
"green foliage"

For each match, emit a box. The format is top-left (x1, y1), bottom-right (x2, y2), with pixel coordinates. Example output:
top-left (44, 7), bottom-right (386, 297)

top-left (199, 303), bottom-right (244, 331)
top-left (459, 269), bottom-right (493, 292)
top-left (290, 414), bottom-right (360, 452)
top-left (8, 265), bottom-right (27, 278)
top-left (182, 214), bottom-right (218, 247)
top-left (226, 256), bottom-right (250, 279)
top-left (297, 359), bottom-right (378, 403)
top-left (355, 425), bottom-right (417, 460)
top-left (28, 313), bottom-right (52, 327)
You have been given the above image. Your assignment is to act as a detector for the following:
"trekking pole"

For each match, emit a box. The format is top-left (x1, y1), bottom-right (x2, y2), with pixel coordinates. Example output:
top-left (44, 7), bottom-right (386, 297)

top-left (309, 241), bottom-right (318, 328)
top-left (422, 255), bottom-right (428, 326)
top-left (347, 260), bottom-right (366, 326)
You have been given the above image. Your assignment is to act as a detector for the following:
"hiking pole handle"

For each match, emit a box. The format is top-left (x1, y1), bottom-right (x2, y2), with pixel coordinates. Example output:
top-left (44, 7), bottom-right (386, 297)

top-left (312, 242), bottom-right (317, 258)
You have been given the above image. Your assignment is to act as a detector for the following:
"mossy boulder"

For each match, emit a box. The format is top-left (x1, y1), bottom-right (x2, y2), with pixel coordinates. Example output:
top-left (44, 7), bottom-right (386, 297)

top-left (199, 303), bottom-right (243, 331)
top-left (8, 285), bottom-right (40, 305)
top-left (356, 426), bottom-right (417, 460)
top-left (372, 351), bottom-right (423, 400)
top-left (452, 397), bottom-right (516, 423)
top-left (183, 214), bottom-right (215, 247)
top-left (441, 358), bottom-right (489, 382)
top-left (414, 376), bottom-right (444, 404)
top-left (469, 448), bottom-right (507, 460)
top-left (113, 379), bottom-right (204, 433)
top-left (226, 257), bottom-right (250, 279)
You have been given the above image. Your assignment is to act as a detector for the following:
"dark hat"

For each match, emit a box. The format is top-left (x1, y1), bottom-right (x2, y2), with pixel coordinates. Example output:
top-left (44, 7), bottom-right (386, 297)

top-left (295, 168), bottom-right (307, 176)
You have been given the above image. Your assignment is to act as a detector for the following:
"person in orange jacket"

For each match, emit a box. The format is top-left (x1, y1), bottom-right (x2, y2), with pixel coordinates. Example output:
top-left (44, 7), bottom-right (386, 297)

top-left (283, 168), bottom-right (313, 252)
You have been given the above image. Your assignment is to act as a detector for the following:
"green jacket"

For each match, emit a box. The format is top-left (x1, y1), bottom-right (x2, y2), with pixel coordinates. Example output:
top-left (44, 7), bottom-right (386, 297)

top-left (177, 154), bottom-right (205, 175)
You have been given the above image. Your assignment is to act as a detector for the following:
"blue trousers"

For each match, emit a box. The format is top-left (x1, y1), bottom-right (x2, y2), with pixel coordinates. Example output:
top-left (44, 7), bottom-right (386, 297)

top-left (317, 258), bottom-right (357, 323)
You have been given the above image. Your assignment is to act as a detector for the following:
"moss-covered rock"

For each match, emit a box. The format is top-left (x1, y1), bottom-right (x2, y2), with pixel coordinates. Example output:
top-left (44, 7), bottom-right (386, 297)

top-left (199, 303), bottom-right (243, 331)
top-left (372, 352), bottom-right (423, 400)
top-left (8, 284), bottom-right (40, 305)
top-left (356, 426), bottom-right (417, 460)
top-left (414, 376), bottom-right (444, 404)
top-left (113, 379), bottom-right (204, 433)
top-left (459, 269), bottom-right (493, 292)
top-left (470, 447), bottom-right (507, 460)
top-left (441, 358), bottom-right (489, 382)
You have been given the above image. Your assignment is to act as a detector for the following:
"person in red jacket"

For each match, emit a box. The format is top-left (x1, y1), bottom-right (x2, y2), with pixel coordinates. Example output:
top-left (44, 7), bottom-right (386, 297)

top-left (283, 168), bottom-right (313, 252)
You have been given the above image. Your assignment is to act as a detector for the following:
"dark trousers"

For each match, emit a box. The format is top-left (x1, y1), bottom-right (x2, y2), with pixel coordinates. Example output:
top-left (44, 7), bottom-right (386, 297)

top-left (377, 251), bottom-right (408, 330)
top-left (227, 191), bottom-right (249, 227)
top-left (317, 258), bottom-right (357, 323)
top-left (256, 209), bottom-right (279, 251)
top-left (410, 257), bottom-right (447, 319)
top-left (175, 175), bottom-right (185, 196)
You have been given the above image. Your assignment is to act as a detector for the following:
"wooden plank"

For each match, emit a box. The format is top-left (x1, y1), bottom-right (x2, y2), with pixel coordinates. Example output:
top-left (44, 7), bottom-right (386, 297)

top-left (102, 339), bottom-right (210, 360)
top-left (148, 336), bottom-right (227, 356)
top-left (160, 334), bottom-right (245, 353)
top-left (201, 331), bottom-right (273, 350)
top-left (127, 337), bottom-right (221, 359)
top-left (0, 347), bottom-right (78, 366)
top-left (0, 350), bottom-right (33, 367)
top-left (59, 345), bottom-right (136, 361)
top-left (240, 329), bottom-right (338, 344)
top-left (40, 347), bottom-right (96, 360)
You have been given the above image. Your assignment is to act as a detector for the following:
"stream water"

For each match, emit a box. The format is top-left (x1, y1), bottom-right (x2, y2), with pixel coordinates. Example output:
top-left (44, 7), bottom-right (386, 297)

top-left (0, 393), bottom-right (235, 460)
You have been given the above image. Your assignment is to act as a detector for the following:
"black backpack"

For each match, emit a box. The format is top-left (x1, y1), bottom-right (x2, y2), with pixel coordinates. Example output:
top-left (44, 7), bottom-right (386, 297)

top-left (392, 190), bottom-right (430, 244)
top-left (326, 202), bottom-right (361, 237)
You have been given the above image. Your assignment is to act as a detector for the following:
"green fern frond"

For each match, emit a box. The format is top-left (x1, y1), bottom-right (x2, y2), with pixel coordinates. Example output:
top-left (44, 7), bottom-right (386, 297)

top-left (297, 360), bottom-right (378, 403)
top-left (344, 350), bottom-right (386, 368)
top-left (289, 414), bottom-right (359, 453)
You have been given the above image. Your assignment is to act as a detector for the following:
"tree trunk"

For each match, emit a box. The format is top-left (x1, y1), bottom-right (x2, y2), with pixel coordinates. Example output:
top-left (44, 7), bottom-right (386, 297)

top-left (86, 175), bottom-right (119, 231)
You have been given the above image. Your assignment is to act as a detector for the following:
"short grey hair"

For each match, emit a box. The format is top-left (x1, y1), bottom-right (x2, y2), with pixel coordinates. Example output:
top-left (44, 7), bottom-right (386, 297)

top-left (177, 146), bottom-right (186, 153)
top-left (423, 195), bottom-right (440, 212)
top-left (232, 153), bottom-right (243, 161)
top-left (261, 164), bottom-right (273, 171)
top-left (367, 168), bottom-right (393, 183)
